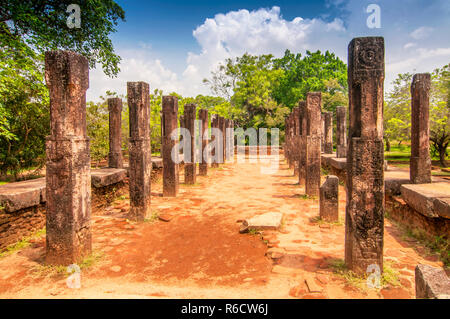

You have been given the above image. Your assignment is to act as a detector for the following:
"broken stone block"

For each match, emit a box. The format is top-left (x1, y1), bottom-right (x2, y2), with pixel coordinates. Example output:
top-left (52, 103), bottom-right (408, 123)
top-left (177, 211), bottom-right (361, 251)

top-left (240, 212), bottom-right (283, 233)
top-left (415, 264), bottom-right (450, 299)
top-left (320, 175), bottom-right (339, 222)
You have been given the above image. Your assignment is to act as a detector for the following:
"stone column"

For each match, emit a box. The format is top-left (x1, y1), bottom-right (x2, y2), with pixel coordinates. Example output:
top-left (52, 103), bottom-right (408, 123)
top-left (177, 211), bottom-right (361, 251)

top-left (184, 104), bottom-right (197, 184)
top-left (128, 82), bottom-right (152, 221)
top-left (211, 115), bottom-right (219, 168)
top-left (320, 175), bottom-right (339, 222)
top-left (321, 116), bottom-right (325, 152)
top-left (323, 111), bottom-right (333, 154)
top-left (199, 109), bottom-right (209, 176)
top-left (345, 37), bottom-right (385, 275)
top-left (218, 116), bottom-right (225, 164)
top-left (292, 107), bottom-right (300, 176)
top-left (336, 106), bottom-right (347, 158)
top-left (298, 101), bottom-right (307, 186)
top-left (305, 92), bottom-right (322, 196)
top-left (162, 96), bottom-right (179, 197)
top-left (288, 113), bottom-right (295, 169)
top-left (107, 98), bottom-right (123, 168)
top-left (45, 50), bottom-right (91, 265)
top-left (410, 73), bottom-right (432, 184)
top-left (285, 117), bottom-right (290, 165)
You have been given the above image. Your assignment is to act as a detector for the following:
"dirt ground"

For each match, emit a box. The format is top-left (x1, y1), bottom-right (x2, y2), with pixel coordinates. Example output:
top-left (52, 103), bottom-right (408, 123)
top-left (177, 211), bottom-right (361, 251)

top-left (0, 154), bottom-right (444, 299)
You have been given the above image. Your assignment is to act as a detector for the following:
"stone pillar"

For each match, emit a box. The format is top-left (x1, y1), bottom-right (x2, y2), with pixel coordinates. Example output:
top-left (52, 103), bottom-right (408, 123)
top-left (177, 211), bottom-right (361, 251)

top-left (292, 107), bottom-right (300, 176)
top-left (288, 113), bottom-right (295, 169)
top-left (345, 37), bottom-right (385, 274)
top-left (336, 106), bottom-right (347, 158)
top-left (218, 116), bottom-right (225, 164)
top-left (162, 96), bottom-right (179, 197)
top-left (107, 98), bottom-right (123, 168)
top-left (410, 73), bottom-right (432, 184)
top-left (211, 115), bottom-right (219, 168)
top-left (305, 92), bottom-right (322, 196)
top-left (323, 111), bottom-right (333, 154)
top-left (45, 50), bottom-right (91, 265)
top-left (128, 82), bottom-right (152, 221)
top-left (320, 175), bottom-right (339, 222)
top-left (298, 101), bottom-right (307, 186)
top-left (285, 117), bottom-right (290, 165)
top-left (321, 116), bottom-right (325, 152)
top-left (199, 109), bottom-right (209, 176)
top-left (184, 104), bottom-right (197, 184)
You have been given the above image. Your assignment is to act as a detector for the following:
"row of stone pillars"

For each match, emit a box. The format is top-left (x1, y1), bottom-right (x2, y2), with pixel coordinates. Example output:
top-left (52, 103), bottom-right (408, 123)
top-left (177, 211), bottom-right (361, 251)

top-left (44, 50), bottom-right (234, 265)
top-left (285, 36), bottom-right (433, 275)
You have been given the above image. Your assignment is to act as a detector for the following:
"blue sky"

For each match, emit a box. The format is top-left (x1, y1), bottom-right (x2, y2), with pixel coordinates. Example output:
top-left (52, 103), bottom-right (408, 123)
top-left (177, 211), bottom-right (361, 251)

top-left (87, 0), bottom-right (450, 101)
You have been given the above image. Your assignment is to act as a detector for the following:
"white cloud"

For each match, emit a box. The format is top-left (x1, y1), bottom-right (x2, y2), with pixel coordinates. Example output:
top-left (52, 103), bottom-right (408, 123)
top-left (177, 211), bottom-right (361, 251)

top-left (87, 1), bottom-right (450, 101)
top-left (410, 26), bottom-right (434, 40)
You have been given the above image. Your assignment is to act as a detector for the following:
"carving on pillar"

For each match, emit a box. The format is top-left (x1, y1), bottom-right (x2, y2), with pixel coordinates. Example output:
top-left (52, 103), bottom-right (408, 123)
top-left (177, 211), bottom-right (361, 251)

top-left (345, 37), bottom-right (385, 275)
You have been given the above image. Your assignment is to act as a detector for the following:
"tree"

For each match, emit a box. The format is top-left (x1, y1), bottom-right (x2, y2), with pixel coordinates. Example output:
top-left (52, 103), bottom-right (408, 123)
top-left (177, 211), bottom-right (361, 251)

top-left (0, 0), bottom-right (125, 76)
top-left (430, 65), bottom-right (450, 167)
top-left (384, 73), bottom-right (413, 149)
top-left (272, 49), bottom-right (348, 109)
top-left (0, 1), bottom-right (125, 178)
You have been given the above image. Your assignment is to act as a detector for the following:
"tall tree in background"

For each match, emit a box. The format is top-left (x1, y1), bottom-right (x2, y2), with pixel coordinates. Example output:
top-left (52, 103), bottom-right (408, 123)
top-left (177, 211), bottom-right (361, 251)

top-left (0, 0), bottom-right (125, 178)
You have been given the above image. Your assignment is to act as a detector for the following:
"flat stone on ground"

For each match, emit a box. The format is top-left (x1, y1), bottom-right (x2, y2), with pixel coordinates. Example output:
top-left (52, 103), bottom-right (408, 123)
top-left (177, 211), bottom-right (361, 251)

top-left (0, 178), bottom-right (45, 212)
top-left (240, 212), bottom-right (283, 233)
top-left (91, 168), bottom-right (127, 188)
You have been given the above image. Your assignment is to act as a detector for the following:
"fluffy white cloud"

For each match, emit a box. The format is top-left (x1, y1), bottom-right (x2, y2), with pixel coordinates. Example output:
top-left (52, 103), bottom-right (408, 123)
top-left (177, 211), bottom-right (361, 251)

top-left (87, 1), bottom-right (450, 101)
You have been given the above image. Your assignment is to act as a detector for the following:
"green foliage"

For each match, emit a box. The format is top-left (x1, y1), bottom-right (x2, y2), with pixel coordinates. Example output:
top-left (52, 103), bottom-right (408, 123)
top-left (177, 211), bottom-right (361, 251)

top-left (87, 100), bottom-right (109, 164)
top-left (1, 0), bottom-right (125, 77)
top-left (272, 49), bottom-right (348, 110)
top-left (0, 35), bottom-right (49, 178)
top-left (385, 65), bottom-right (449, 166)
top-left (203, 50), bottom-right (347, 134)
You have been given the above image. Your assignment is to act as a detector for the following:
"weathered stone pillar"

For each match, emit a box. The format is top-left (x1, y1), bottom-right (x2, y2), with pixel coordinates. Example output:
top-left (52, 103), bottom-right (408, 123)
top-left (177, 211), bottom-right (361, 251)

top-left (288, 113), bottom-right (295, 169)
top-left (162, 96), bottom-right (179, 197)
top-left (285, 117), bottom-right (290, 165)
top-left (184, 104), bottom-right (197, 184)
top-left (211, 115), bottom-right (219, 168)
top-left (292, 107), bottom-right (300, 176)
top-left (410, 73), bottom-right (432, 184)
top-left (218, 116), bottom-right (225, 164)
top-left (320, 175), bottom-right (339, 222)
top-left (305, 92), bottom-right (322, 196)
top-left (321, 116), bottom-right (325, 152)
top-left (323, 111), bottom-right (333, 154)
top-left (107, 98), bottom-right (123, 168)
top-left (336, 106), bottom-right (347, 158)
top-left (298, 101), bottom-right (307, 186)
top-left (128, 82), bottom-right (152, 221)
top-left (45, 50), bottom-right (91, 265)
top-left (345, 37), bottom-right (385, 274)
top-left (199, 109), bottom-right (209, 176)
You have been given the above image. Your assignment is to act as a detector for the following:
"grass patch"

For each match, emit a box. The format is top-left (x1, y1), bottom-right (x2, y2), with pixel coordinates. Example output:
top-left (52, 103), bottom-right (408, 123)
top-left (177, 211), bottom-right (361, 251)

top-left (385, 212), bottom-right (449, 267)
top-left (330, 258), bottom-right (401, 291)
top-left (309, 216), bottom-right (343, 226)
top-left (298, 194), bottom-right (317, 200)
top-left (0, 228), bottom-right (46, 258)
top-left (432, 171), bottom-right (450, 176)
top-left (321, 167), bottom-right (330, 176)
top-left (32, 251), bottom-right (104, 278)
top-left (144, 210), bottom-right (160, 223)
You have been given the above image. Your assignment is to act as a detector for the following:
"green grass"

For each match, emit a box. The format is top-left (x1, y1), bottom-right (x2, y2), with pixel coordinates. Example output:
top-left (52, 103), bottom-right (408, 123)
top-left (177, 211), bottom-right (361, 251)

top-left (144, 210), bottom-right (160, 223)
top-left (298, 194), bottom-right (317, 200)
top-left (0, 228), bottom-right (46, 258)
top-left (309, 215), bottom-right (343, 226)
top-left (385, 211), bottom-right (449, 267)
top-left (329, 258), bottom-right (400, 291)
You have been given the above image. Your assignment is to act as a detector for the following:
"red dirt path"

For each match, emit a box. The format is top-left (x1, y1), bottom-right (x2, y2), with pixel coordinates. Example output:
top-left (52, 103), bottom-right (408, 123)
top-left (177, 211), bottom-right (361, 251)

top-left (0, 154), bottom-right (444, 298)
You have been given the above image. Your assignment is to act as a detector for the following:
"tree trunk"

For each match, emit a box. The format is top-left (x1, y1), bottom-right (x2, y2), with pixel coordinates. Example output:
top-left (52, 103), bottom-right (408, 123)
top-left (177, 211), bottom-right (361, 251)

top-left (438, 144), bottom-right (448, 167)
top-left (385, 138), bottom-right (391, 152)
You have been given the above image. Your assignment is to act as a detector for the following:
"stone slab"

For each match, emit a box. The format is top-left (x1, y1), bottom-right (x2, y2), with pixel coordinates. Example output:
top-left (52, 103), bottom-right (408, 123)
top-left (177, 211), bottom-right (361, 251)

top-left (0, 178), bottom-right (45, 213)
top-left (240, 212), bottom-right (283, 233)
top-left (0, 167), bottom-right (129, 212)
top-left (91, 168), bottom-right (127, 188)
top-left (415, 264), bottom-right (450, 299)
top-left (401, 182), bottom-right (450, 219)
